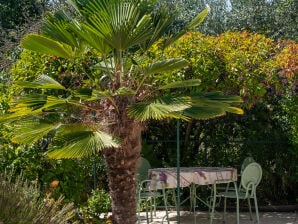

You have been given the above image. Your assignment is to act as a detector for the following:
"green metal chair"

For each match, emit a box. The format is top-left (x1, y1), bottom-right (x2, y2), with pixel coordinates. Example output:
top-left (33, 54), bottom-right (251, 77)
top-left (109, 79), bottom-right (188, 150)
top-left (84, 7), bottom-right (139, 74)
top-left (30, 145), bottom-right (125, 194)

top-left (136, 158), bottom-right (169, 224)
top-left (210, 162), bottom-right (262, 224)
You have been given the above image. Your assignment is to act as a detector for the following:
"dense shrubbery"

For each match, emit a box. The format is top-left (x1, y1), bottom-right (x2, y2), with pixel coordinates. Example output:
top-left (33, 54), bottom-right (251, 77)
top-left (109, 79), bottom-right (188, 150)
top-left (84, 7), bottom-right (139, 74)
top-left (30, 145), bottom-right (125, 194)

top-left (151, 31), bottom-right (297, 107)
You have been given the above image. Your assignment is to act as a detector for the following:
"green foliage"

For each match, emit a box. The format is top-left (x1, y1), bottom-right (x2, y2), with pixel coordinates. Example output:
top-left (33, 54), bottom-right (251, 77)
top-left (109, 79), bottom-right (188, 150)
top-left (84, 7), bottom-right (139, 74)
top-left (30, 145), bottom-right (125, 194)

top-left (77, 189), bottom-right (111, 223)
top-left (87, 189), bottom-right (111, 217)
top-left (0, 142), bottom-right (108, 205)
top-left (0, 171), bottom-right (78, 223)
top-left (150, 31), bottom-right (297, 108)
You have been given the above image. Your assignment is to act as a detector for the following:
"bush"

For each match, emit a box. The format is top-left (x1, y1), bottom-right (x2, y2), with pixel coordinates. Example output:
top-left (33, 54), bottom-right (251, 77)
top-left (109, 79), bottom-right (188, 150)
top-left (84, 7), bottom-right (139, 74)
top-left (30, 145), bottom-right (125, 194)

top-left (0, 171), bottom-right (79, 223)
top-left (88, 189), bottom-right (111, 218)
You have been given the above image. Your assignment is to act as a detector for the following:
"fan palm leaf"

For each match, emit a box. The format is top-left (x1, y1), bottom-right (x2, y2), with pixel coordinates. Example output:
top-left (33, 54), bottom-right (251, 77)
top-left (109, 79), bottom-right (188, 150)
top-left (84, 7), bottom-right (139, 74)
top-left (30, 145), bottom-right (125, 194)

top-left (21, 34), bottom-right (76, 58)
top-left (5, 95), bottom-right (82, 121)
top-left (183, 92), bottom-right (244, 119)
top-left (7, 116), bottom-right (60, 144)
top-left (47, 124), bottom-right (120, 159)
top-left (81, 0), bottom-right (153, 51)
top-left (15, 75), bottom-right (66, 90)
top-left (127, 96), bottom-right (192, 121)
top-left (143, 58), bottom-right (189, 75)
top-left (159, 79), bottom-right (201, 90)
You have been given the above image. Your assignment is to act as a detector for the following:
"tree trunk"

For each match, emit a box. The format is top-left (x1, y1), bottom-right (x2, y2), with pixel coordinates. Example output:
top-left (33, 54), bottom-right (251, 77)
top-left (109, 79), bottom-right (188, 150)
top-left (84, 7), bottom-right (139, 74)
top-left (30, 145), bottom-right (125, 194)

top-left (104, 120), bottom-right (143, 224)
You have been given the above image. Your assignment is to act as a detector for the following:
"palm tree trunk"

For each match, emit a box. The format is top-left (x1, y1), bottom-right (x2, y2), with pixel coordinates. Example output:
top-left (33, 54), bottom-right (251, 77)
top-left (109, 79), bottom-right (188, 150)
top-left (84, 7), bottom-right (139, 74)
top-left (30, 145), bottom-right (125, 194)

top-left (104, 121), bottom-right (143, 224)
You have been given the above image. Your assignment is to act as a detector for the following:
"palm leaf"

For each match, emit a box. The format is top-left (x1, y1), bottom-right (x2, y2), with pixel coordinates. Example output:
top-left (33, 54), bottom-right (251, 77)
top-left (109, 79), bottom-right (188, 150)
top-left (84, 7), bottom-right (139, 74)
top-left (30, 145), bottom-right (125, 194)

top-left (15, 75), bottom-right (66, 90)
top-left (72, 22), bottom-right (112, 55)
top-left (143, 58), bottom-right (189, 75)
top-left (183, 92), bottom-right (243, 119)
top-left (8, 95), bottom-right (48, 114)
top-left (42, 11), bottom-right (79, 49)
top-left (21, 34), bottom-right (75, 58)
top-left (141, 7), bottom-right (175, 50)
top-left (191, 92), bottom-right (243, 104)
top-left (82, 0), bottom-right (153, 51)
top-left (128, 96), bottom-right (191, 121)
top-left (7, 116), bottom-right (59, 144)
top-left (159, 79), bottom-right (201, 90)
top-left (183, 105), bottom-right (228, 120)
top-left (6, 95), bottom-right (82, 121)
top-left (47, 124), bottom-right (120, 159)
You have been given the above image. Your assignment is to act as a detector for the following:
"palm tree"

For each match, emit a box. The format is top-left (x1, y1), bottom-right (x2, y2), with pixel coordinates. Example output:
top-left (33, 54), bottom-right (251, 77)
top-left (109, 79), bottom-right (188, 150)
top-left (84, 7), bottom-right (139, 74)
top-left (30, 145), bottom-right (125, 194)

top-left (1, 0), bottom-right (243, 223)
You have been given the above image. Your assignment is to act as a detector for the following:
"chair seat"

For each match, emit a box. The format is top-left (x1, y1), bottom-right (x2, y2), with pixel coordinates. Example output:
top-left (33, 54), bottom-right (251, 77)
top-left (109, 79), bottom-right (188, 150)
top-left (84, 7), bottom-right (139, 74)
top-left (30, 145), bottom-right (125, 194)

top-left (139, 191), bottom-right (162, 199)
top-left (219, 190), bottom-right (250, 199)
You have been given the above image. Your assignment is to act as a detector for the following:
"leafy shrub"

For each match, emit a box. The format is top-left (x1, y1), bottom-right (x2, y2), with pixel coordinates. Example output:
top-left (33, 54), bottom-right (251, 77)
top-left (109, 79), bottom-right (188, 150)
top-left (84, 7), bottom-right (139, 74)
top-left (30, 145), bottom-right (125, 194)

top-left (150, 31), bottom-right (297, 108)
top-left (0, 171), bottom-right (79, 223)
top-left (87, 189), bottom-right (111, 217)
top-left (78, 189), bottom-right (111, 223)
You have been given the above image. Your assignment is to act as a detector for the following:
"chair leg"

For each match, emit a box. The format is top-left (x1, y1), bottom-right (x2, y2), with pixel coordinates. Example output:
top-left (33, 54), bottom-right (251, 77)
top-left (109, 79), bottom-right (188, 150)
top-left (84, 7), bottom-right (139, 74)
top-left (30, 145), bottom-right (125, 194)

top-left (236, 197), bottom-right (240, 224)
top-left (247, 198), bottom-right (253, 220)
top-left (254, 194), bottom-right (260, 224)
top-left (149, 198), bottom-right (153, 222)
top-left (223, 197), bottom-right (227, 223)
top-left (153, 195), bottom-right (157, 216)
top-left (145, 203), bottom-right (150, 224)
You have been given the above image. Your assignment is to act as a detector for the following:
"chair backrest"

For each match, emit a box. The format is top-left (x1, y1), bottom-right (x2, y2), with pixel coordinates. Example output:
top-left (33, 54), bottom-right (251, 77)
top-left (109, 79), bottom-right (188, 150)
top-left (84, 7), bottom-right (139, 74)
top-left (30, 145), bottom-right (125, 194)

top-left (241, 162), bottom-right (262, 190)
top-left (136, 157), bottom-right (151, 183)
top-left (240, 157), bottom-right (255, 174)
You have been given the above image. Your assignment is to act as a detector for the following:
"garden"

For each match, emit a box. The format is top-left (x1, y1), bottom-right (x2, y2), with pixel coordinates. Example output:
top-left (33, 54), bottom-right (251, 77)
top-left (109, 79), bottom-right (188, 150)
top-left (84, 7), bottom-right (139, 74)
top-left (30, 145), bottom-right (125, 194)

top-left (0, 0), bottom-right (297, 224)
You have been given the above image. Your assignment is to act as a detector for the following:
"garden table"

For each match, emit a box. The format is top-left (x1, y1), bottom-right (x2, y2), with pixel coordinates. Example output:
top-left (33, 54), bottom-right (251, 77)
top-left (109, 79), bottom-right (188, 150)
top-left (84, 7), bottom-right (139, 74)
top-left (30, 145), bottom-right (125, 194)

top-left (148, 167), bottom-right (237, 223)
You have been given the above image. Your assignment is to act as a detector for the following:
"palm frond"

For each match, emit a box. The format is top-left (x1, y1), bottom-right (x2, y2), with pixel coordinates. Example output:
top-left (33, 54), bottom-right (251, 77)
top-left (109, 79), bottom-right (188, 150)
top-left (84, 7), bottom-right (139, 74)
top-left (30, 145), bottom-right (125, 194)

top-left (128, 96), bottom-right (191, 121)
top-left (183, 105), bottom-right (227, 120)
top-left (81, 0), bottom-right (153, 51)
top-left (15, 75), bottom-right (66, 90)
top-left (21, 34), bottom-right (76, 58)
top-left (7, 116), bottom-right (59, 144)
top-left (8, 95), bottom-right (48, 114)
top-left (4, 95), bottom-right (82, 122)
top-left (192, 92), bottom-right (243, 104)
top-left (159, 79), bottom-right (201, 90)
top-left (183, 92), bottom-right (243, 120)
top-left (143, 58), bottom-right (189, 75)
top-left (71, 22), bottom-right (112, 55)
top-left (47, 124), bottom-right (120, 159)
top-left (141, 7), bottom-right (175, 50)
top-left (42, 11), bottom-right (79, 49)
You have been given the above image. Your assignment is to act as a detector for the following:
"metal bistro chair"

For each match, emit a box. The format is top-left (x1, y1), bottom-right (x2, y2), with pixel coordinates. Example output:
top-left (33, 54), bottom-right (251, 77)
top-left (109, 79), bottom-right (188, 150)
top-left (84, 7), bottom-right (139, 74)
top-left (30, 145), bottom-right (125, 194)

top-left (210, 162), bottom-right (262, 224)
top-left (136, 158), bottom-right (169, 224)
